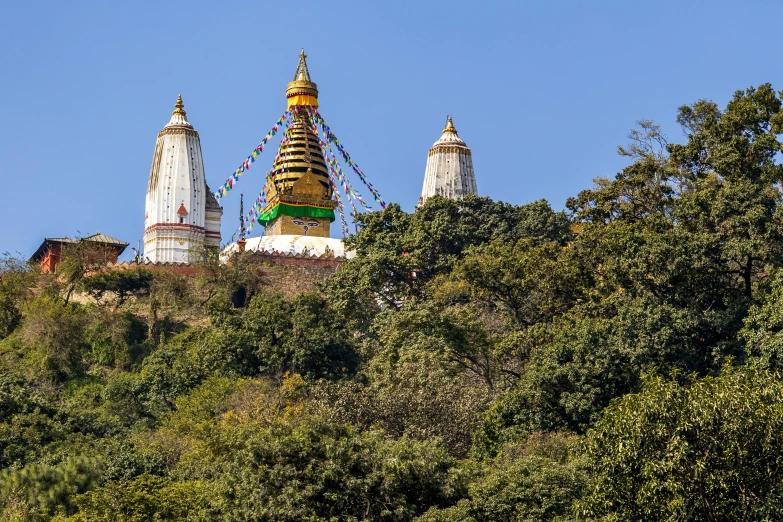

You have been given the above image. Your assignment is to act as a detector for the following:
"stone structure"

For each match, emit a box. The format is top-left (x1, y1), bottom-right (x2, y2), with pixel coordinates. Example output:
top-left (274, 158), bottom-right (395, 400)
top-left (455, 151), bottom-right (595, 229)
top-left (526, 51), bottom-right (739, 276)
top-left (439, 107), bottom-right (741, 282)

top-left (418, 116), bottom-right (477, 206)
top-left (29, 232), bottom-right (128, 273)
top-left (143, 95), bottom-right (222, 263)
top-left (108, 251), bottom-right (342, 299)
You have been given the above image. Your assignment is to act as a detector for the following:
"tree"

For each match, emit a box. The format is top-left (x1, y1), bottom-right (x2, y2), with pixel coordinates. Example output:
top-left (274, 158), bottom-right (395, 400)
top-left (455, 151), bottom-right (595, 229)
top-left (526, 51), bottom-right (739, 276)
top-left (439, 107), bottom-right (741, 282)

top-left (325, 195), bottom-right (571, 328)
top-left (238, 293), bottom-right (359, 380)
top-left (312, 351), bottom-right (493, 458)
top-left (212, 417), bottom-right (458, 521)
top-left (61, 474), bottom-right (211, 522)
top-left (418, 433), bottom-right (586, 522)
top-left (742, 268), bottom-right (783, 367)
top-left (668, 84), bottom-right (783, 299)
top-left (0, 456), bottom-right (103, 520)
top-left (19, 295), bottom-right (88, 380)
top-left (81, 269), bottom-right (152, 306)
top-left (56, 240), bottom-right (120, 305)
top-left (579, 366), bottom-right (783, 521)
top-left (0, 255), bottom-right (38, 339)
top-left (193, 248), bottom-right (269, 308)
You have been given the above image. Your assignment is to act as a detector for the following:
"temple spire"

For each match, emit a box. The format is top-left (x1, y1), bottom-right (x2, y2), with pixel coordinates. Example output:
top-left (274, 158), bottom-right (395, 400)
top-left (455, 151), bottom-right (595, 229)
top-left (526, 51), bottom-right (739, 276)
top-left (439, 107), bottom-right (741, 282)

top-left (286, 49), bottom-right (319, 108)
top-left (293, 49), bottom-right (312, 82)
top-left (144, 95), bottom-right (222, 263)
top-left (443, 115), bottom-right (457, 134)
top-left (259, 50), bottom-right (335, 236)
top-left (166, 94), bottom-right (191, 127)
top-left (173, 94), bottom-right (186, 115)
top-left (419, 115), bottom-right (477, 206)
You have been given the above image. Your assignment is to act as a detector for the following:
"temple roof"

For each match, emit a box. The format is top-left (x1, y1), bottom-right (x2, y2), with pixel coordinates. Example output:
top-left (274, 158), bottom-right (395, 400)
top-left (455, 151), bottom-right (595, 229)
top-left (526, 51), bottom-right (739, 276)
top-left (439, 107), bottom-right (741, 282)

top-left (205, 181), bottom-right (222, 211)
top-left (30, 232), bottom-right (129, 262)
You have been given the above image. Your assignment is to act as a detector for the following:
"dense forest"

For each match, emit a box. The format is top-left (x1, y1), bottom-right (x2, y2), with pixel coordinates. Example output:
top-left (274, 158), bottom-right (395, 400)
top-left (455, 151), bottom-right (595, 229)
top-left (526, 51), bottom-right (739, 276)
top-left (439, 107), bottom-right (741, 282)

top-left (3, 84), bottom-right (783, 521)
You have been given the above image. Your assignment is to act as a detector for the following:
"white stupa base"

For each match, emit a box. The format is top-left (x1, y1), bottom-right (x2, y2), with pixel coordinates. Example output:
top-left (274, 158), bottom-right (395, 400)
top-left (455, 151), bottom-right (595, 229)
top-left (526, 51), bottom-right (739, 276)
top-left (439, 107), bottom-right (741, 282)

top-left (221, 235), bottom-right (353, 261)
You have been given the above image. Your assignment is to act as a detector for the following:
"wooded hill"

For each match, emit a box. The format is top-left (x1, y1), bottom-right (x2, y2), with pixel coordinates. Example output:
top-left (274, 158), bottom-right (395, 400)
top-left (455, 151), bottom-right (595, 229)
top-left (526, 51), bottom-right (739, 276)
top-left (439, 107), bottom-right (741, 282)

top-left (3, 84), bottom-right (783, 520)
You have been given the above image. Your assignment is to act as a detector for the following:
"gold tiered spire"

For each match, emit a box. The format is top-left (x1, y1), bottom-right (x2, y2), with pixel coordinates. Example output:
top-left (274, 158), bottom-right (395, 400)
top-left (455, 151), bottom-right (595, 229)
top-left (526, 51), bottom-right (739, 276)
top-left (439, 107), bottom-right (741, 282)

top-left (293, 48), bottom-right (312, 81)
top-left (172, 94), bottom-right (186, 115)
top-left (443, 115), bottom-right (457, 134)
top-left (286, 49), bottom-right (319, 108)
top-left (268, 116), bottom-right (332, 197)
top-left (258, 50), bottom-right (336, 237)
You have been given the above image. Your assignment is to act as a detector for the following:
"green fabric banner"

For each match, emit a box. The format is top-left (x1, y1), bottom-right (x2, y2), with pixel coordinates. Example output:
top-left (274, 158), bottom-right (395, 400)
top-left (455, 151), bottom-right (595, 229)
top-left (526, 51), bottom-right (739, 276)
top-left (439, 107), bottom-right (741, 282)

top-left (257, 203), bottom-right (336, 223)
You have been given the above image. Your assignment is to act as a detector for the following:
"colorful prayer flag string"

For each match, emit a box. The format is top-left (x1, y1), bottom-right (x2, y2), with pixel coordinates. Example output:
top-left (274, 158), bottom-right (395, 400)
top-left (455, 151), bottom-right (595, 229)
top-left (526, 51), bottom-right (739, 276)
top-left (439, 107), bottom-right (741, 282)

top-left (330, 178), bottom-right (349, 237)
top-left (220, 105), bottom-right (383, 242)
top-left (306, 107), bottom-right (386, 210)
top-left (227, 115), bottom-right (295, 242)
top-left (304, 115), bottom-right (364, 235)
top-left (304, 113), bottom-right (368, 215)
top-left (214, 109), bottom-right (292, 203)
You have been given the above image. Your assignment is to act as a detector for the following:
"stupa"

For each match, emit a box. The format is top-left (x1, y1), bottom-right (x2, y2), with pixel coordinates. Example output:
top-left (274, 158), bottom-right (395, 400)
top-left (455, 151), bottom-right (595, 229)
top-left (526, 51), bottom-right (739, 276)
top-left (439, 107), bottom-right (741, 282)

top-left (418, 116), bottom-right (477, 206)
top-left (258, 50), bottom-right (337, 237)
top-left (230, 50), bottom-right (345, 257)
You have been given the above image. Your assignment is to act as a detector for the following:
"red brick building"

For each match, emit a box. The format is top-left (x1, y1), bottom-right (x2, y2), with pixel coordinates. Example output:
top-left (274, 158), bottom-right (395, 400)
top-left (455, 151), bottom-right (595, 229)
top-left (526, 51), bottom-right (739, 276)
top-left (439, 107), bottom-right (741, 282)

top-left (29, 233), bottom-right (129, 273)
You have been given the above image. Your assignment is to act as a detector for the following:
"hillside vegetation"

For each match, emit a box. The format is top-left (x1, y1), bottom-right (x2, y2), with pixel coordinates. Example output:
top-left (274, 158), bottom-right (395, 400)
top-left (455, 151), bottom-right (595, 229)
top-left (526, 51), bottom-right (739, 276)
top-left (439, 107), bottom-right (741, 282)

top-left (3, 84), bottom-right (783, 520)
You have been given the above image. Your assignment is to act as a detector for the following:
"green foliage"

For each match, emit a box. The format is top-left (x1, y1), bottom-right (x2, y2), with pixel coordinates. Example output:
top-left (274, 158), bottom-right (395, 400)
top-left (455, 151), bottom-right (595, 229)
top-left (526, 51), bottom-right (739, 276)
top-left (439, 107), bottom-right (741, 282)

top-left (313, 351), bottom-right (493, 458)
top-left (742, 268), bottom-right (783, 368)
top-left (0, 255), bottom-right (38, 339)
top-left (83, 309), bottom-right (148, 369)
top-left (0, 374), bottom-right (67, 469)
top-left (81, 269), bottom-right (152, 305)
top-left (213, 417), bottom-right (458, 521)
top-left (580, 366), bottom-right (783, 520)
top-left (239, 292), bottom-right (358, 379)
top-left (419, 433), bottom-right (586, 522)
top-left (0, 456), bottom-right (103, 520)
top-left (20, 296), bottom-right (88, 380)
top-left (62, 474), bottom-right (211, 522)
top-left (326, 195), bottom-right (571, 327)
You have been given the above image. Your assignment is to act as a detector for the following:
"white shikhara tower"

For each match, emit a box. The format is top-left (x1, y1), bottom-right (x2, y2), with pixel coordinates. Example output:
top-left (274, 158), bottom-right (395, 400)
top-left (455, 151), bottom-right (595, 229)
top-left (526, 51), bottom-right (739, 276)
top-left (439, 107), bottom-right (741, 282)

top-left (143, 95), bottom-right (222, 263)
top-left (419, 116), bottom-right (477, 205)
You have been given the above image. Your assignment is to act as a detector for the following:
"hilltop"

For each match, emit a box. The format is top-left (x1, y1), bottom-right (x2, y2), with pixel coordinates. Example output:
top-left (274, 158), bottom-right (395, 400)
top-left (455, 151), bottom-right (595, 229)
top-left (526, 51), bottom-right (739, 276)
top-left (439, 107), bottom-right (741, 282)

top-left (3, 84), bottom-right (783, 520)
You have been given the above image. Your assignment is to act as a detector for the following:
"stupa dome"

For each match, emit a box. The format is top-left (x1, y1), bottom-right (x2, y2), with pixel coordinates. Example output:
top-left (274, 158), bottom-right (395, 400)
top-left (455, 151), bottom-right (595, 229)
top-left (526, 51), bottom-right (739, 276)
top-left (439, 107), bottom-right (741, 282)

top-left (223, 235), bottom-right (353, 259)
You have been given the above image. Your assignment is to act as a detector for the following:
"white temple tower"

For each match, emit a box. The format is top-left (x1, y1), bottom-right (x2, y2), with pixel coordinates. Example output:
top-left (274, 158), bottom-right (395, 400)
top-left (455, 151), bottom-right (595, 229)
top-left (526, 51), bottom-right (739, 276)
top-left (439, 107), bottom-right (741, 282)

top-left (143, 95), bottom-right (222, 263)
top-left (419, 116), bottom-right (477, 206)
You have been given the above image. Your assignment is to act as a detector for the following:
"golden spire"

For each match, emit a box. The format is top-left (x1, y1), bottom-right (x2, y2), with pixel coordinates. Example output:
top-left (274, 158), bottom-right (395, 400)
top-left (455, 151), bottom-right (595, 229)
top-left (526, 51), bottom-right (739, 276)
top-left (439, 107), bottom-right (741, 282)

top-left (443, 115), bottom-right (458, 134)
top-left (293, 48), bottom-right (312, 81)
top-left (172, 94), bottom-right (186, 115)
top-left (286, 49), bottom-right (319, 108)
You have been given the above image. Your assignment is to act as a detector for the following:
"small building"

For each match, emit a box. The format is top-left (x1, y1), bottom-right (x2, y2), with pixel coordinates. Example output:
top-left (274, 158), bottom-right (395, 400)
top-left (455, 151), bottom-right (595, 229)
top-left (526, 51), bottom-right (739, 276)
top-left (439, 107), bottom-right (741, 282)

top-left (29, 232), bottom-right (129, 273)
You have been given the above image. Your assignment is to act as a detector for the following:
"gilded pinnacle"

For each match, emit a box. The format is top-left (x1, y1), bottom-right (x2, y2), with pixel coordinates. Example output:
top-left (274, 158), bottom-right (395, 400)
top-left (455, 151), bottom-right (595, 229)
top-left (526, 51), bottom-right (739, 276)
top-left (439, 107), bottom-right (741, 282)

top-left (443, 115), bottom-right (458, 134)
top-left (286, 48), bottom-right (319, 104)
top-left (173, 94), bottom-right (186, 115)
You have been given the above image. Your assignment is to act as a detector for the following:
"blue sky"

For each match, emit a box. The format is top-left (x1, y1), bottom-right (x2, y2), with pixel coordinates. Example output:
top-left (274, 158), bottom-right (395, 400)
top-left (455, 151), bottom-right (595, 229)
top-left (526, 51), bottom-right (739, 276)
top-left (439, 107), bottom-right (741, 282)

top-left (2, 1), bottom-right (782, 259)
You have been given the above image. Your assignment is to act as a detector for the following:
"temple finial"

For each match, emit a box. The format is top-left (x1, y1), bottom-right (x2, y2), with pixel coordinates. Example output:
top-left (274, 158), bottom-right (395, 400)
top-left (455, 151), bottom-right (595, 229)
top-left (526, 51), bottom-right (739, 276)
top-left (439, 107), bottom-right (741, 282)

top-left (173, 94), bottom-right (186, 115)
top-left (443, 115), bottom-right (457, 134)
top-left (286, 48), bottom-right (319, 108)
top-left (294, 48), bottom-right (311, 81)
